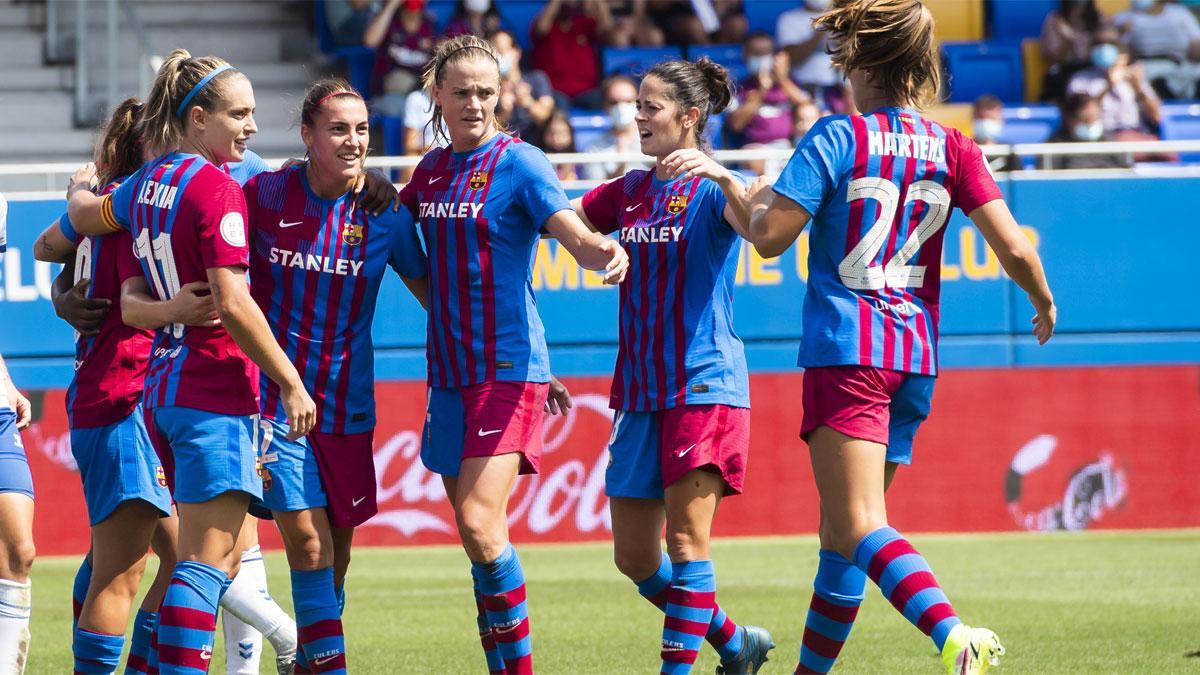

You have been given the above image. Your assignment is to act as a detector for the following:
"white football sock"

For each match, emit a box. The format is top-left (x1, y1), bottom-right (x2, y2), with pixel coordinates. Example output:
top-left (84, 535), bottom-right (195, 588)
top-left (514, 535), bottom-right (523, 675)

top-left (0, 579), bottom-right (31, 675)
top-left (220, 545), bottom-right (297, 666)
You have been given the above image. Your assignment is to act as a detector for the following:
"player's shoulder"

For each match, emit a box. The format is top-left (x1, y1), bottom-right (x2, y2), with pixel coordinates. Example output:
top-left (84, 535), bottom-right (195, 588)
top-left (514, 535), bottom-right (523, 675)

top-left (243, 165), bottom-right (296, 210)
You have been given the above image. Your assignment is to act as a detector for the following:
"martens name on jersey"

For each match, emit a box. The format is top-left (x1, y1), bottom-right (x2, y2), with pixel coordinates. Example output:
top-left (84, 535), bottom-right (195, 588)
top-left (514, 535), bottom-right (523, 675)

top-left (620, 225), bottom-right (684, 244)
top-left (418, 202), bottom-right (484, 219)
top-left (867, 130), bottom-right (946, 163)
top-left (269, 247), bottom-right (365, 276)
top-left (135, 179), bottom-right (179, 210)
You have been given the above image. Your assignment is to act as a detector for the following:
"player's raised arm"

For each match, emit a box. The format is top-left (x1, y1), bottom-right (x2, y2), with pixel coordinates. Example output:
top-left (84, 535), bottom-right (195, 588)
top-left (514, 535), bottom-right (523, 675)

top-left (542, 209), bottom-right (629, 284)
top-left (33, 215), bottom-right (79, 263)
top-left (968, 200), bottom-right (1056, 343)
top-left (748, 184), bottom-right (812, 259)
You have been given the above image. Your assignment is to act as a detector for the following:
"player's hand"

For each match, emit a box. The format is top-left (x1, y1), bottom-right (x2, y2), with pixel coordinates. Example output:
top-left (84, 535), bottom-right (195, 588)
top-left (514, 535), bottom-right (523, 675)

top-left (355, 168), bottom-right (399, 216)
top-left (281, 382), bottom-right (317, 441)
top-left (599, 238), bottom-right (629, 284)
top-left (170, 282), bottom-right (221, 328)
top-left (54, 279), bottom-right (110, 335)
top-left (546, 376), bottom-right (573, 415)
top-left (7, 385), bottom-right (30, 430)
top-left (662, 148), bottom-right (728, 182)
top-left (67, 162), bottom-right (98, 198)
top-left (1031, 301), bottom-right (1056, 345)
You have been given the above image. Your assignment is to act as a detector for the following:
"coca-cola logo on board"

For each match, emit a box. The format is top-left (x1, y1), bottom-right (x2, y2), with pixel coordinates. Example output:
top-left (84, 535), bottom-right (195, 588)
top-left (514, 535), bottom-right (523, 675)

top-left (1005, 434), bottom-right (1128, 532)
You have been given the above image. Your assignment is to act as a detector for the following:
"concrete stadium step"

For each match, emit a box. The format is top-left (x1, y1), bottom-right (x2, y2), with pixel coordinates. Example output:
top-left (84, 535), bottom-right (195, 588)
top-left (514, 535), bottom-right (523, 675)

top-left (0, 28), bottom-right (46, 67)
top-left (131, 1), bottom-right (300, 27)
top-left (0, 91), bottom-right (74, 130)
top-left (0, 3), bottom-right (37, 29)
top-left (0, 65), bottom-right (72, 91)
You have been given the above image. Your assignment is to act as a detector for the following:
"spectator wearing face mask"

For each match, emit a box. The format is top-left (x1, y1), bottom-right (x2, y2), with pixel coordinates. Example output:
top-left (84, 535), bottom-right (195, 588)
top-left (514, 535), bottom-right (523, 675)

top-left (532, 0), bottom-right (612, 107)
top-left (776, 0), bottom-right (843, 103)
top-left (489, 29), bottom-right (557, 142)
top-left (363, 0), bottom-right (437, 117)
top-left (1040, 0), bottom-right (1108, 102)
top-left (1048, 92), bottom-right (1131, 169)
top-left (444, 0), bottom-right (504, 37)
top-left (793, 99), bottom-right (822, 144)
top-left (1067, 28), bottom-right (1162, 135)
top-left (1115, 0), bottom-right (1200, 99)
top-left (582, 75), bottom-right (650, 180)
top-left (972, 95), bottom-right (1023, 172)
top-left (727, 32), bottom-right (811, 175)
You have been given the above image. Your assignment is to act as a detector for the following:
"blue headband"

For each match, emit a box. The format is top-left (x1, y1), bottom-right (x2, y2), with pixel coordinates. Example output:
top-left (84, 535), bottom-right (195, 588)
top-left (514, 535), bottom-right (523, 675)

top-left (175, 64), bottom-right (236, 117)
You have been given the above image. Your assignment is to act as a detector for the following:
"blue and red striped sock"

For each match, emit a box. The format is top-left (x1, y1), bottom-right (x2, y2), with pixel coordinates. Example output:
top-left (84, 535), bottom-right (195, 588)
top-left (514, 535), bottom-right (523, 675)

top-left (661, 559), bottom-right (718, 674)
top-left (292, 567), bottom-right (346, 673)
top-left (73, 627), bottom-right (124, 673)
top-left (473, 545), bottom-right (532, 674)
top-left (853, 527), bottom-right (961, 651)
top-left (796, 550), bottom-right (867, 673)
top-left (471, 580), bottom-right (506, 674)
top-left (71, 557), bottom-right (92, 632)
top-left (123, 609), bottom-right (158, 674)
top-left (156, 560), bottom-right (224, 673)
top-left (636, 552), bottom-right (745, 660)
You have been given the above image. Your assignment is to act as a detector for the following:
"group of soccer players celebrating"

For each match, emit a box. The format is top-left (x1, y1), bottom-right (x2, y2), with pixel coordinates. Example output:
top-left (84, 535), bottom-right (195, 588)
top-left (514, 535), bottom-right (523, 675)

top-left (0, 0), bottom-right (1058, 672)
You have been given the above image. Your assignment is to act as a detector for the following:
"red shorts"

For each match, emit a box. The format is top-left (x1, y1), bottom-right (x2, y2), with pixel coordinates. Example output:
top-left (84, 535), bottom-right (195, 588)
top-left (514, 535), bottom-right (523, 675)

top-left (800, 365), bottom-right (935, 465)
top-left (422, 381), bottom-right (550, 477)
top-left (310, 429), bottom-right (377, 529)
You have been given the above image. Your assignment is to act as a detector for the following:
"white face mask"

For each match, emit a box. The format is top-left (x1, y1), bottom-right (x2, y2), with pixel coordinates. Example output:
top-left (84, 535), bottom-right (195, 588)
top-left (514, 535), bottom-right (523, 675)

top-left (498, 54), bottom-right (513, 77)
top-left (746, 55), bottom-right (773, 75)
top-left (806, 0), bottom-right (831, 11)
top-left (465, 0), bottom-right (491, 13)
top-left (609, 101), bottom-right (637, 128)
top-left (1073, 120), bottom-right (1104, 142)
top-left (973, 118), bottom-right (1004, 142)
top-left (1130, 0), bottom-right (1154, 11)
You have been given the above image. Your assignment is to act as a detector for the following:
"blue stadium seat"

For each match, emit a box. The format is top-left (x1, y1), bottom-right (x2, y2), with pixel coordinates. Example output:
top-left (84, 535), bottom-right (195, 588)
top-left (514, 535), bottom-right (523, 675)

top-left (569, 113), bottom-right (611, 152)
top-left (999, 105), bottom-right (1059, 144)
top-left (1161, 112), bottom-right (1200, 163)
top-left (380, 114), bottom-right (406, 157)
top-left (688, 44), bottom-right (747, 82)
top-left (942, 41), bottom-right (1025, 103)
top-left (742, 1), bottom-right (797, 33)
top-left (988, 0), bottom-right (1055, 40)
top-left (706, 112), bottom-right (726, 150)
top-left (313, 0), bottom-right (337, 54)
top-left (602, 46), bottom-right (682, 76)
top-left (337, 46), bottom-right (376, 100)
top-left (497, 1), bottom-right (543, 51)
top-left (426, 1), bottom-right (456, 31)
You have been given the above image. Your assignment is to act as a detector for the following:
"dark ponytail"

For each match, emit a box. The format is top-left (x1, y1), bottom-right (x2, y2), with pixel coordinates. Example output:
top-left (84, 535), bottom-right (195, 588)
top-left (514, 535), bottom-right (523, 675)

top-left (95, 97), bottom-right (145, 187)
top-left (644, 57), bottom-right (735, 151)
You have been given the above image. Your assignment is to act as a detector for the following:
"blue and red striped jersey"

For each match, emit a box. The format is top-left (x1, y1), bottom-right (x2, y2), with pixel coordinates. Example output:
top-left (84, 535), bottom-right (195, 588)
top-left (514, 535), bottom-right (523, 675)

top-left (399, 132), bottom-right (571, 388)
top-left (582, 170), bottom-right (749, 411)
top-left (65, 180), bottom-right (154, 428)
top-left (774, 107), bottom-right (1002, 375)
top-left (245, 165), bottom-right (427, 434)
top-left (101, 152), bottom-right (259, 415)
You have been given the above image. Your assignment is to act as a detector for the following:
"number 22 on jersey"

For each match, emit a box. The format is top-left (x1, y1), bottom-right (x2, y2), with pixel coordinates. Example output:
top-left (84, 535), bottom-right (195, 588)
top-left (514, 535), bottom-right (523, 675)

top-left (838, 176), bottom-right (951, 291)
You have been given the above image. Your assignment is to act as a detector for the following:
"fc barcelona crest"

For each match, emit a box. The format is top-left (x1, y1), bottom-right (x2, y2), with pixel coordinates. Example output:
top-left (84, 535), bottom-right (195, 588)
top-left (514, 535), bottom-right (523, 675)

top-left (342, 223), bottom-right (364, 246)
top-left (155, 466), bottom-right (167, 488)
top-left (261, 467), bottom-right (273, 491)
top-left (667, 194), bottom-right (689, 214)
top-left (468, 171), bottom-right (489, 190)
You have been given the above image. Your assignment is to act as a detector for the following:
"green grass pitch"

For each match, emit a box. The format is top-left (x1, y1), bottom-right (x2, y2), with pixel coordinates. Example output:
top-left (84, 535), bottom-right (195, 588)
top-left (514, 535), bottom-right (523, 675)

top-left (23, 530), bottom-right (1200, 673)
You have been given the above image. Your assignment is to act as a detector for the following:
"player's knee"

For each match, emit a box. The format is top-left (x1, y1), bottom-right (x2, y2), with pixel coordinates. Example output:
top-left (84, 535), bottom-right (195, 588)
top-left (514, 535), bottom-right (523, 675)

top-left (287, 535), bottom-right (333, 571)
top-left (613, 547), bottom-right (660, 581)
top-left (0, 538), bottom-right (36, 580)
top-left (664, 528), bottom-right (707, 562)
top-left (455, 503), bottom-right (505, 560)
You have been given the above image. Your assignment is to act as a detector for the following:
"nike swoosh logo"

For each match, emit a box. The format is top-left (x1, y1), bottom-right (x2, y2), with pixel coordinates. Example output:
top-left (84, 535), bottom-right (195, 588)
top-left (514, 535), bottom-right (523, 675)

top-left (625, 203), bottom-right (642, 212)
top-left (278, 219), bottom-right (302, 228)
top-left (313, 655), bottom-right (339, 666)
top-left (352, 496), bottom-right (366, 507)
top-left (677, 444), bottom-right (696, 458)
top-left (428, 176), bottom-right (443, 185)
top-left (478, 428), bottom-right (502, 437)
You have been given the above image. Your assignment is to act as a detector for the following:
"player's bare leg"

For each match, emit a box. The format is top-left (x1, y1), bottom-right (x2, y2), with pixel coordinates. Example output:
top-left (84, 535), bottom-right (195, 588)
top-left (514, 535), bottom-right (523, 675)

top-left (275, 506), bottom-right (341, 671)
top-left (79, 501), bottom-right (158, 633)
top-left (0, 492), bottom-right (34, 674)
top-left (610, 497), bottom-right (666, 582)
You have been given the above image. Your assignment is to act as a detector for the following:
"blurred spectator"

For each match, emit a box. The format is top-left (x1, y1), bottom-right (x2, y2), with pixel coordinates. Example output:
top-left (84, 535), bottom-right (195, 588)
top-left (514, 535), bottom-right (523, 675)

top-left (444, 0), bottom-right (504, 38)
top-left (1115, 0), bottom-right (1200, 99)
top-left (1067, 28), bottom-right (1162, 135)
top-left (971, 95), bottom-right (1006, 144)
top-left (539, 110), bottom-right (580, 181)
top-left (532, 0), bottom-right (611, 107)
top-left (326, 0), bottom-right (378, 48)
top-left (645, 0), bottom-right (747, 46)
top-left (776, 0), bottom-right (843, 104)
top-left (363, 0), bottom-right (436, 117)
top-left (490, 29), bottom-right (557, 142)
top-left (1040, 0), bottom-right (1106, 102)
top-left (1047, 93), bottom-right (1131, 169)
top-left (582, 75), bottom-right (648, 180)
top-left (606, 0), bottom-right (666, 47)
top-left (793, 99), bottom-right (822, 143)
top-left (400, 87), bottom-right (447, 179)
top-left (727, 32), bottom-right (809, 175)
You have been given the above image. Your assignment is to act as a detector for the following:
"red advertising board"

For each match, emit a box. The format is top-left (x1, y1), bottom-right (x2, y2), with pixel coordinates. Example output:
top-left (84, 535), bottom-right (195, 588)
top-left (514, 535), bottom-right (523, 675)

top-left (20, 366), bottom-right (1200, 556)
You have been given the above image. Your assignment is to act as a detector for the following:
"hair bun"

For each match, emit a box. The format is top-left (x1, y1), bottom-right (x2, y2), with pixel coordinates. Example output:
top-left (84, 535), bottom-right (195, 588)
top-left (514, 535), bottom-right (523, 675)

top-left (693, 57), bottom-right (734, 115)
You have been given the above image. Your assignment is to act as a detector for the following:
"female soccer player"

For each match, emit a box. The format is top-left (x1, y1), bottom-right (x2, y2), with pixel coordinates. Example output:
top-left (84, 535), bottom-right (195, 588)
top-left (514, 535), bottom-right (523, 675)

top-left (748, 2), bottom-right (1056, 673)
top-left (65, 49), bottom-right (317, 673)
top-left (0, 193), bottom-right (34, 674)
top-left (398, 34), bottom-right (628, 674)
top-left (243, 77), bottom-right (428, 672)
top-left (571, 58), bottom-right (774, 674)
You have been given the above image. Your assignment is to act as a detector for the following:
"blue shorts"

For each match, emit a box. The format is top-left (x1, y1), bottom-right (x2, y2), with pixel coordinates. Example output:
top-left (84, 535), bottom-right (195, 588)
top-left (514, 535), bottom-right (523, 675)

top-left (256, 416), bottom-right (327, 514)
top-left (152, 406), bottom-right (262, 504)
top-left (70, 404), bottom-right (172, 525)
top-left (0, 410), bottom-right (33, 499)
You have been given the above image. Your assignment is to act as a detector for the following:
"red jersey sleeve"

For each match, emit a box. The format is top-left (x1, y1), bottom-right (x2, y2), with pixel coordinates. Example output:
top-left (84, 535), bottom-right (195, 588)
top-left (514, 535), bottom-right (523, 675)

top-left (581, 177), bottom-right (623, 235)
top-left (194, 171), bottom-right (250, 270)
top-left (948, 130), bottom-right (1002, 215)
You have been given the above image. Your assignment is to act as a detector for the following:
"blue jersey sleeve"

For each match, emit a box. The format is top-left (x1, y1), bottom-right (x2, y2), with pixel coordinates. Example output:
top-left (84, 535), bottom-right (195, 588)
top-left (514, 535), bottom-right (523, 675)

top-left (510, 144), bottom-right (571, 231)
top-left (386, 207), bottom-right (428, 279)
top-left (709, 171), bottom-right (745, 229)
top-left (225, 150), bottom-right (271, 186)
top-left (773, 116), bottom-right (853, 218)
